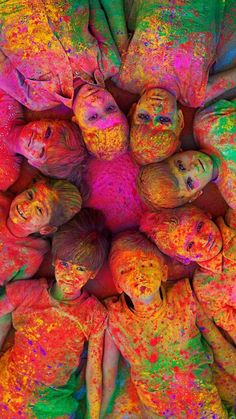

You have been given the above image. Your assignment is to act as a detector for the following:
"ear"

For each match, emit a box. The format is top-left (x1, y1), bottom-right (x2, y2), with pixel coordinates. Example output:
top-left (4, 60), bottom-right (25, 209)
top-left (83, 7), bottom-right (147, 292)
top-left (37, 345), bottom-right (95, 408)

top-left (177, 109), bottom-right (184, 132)
top-left (188, 190), bottom-right (203, 203)
top-left (89, 269), bottom-right (99, 280)
top-left (39, 225), bottom-right (57, 236)
top-left (175, 255), bottom-right (191, 265)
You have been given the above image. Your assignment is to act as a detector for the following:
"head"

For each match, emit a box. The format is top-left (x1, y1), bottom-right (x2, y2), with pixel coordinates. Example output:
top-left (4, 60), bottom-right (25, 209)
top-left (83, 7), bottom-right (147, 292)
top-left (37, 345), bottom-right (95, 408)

top-left (52, 208), bottom-right (110, 297)
top-left (7, 178), bottom-right (82, 237)
top-left (137, 150), bottom-right (213, 209)
top-left (130, 88), bottom-right (184, 165)
top-left (109, 231), bottom-right (168, 304)
top-left (18, 120), bottom-right (87, 182)
top-left (72, 84), bottom-right (129, 160)
top-left (140, 205), bottom-right (222, 264)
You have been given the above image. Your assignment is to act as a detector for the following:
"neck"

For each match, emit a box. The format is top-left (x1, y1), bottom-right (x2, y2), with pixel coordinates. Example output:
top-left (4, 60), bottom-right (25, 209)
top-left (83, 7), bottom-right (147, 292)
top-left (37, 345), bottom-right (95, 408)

top-left (132, 289), bottom-right (163, 314)
top-left (9, 126), bottom-right (25, 154)
top-left (51, 283), bottom-right (82, 301)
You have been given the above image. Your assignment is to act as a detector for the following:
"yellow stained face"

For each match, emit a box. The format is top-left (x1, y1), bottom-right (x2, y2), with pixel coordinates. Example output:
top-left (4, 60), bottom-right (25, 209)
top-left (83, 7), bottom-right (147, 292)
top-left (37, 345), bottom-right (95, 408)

top-left (55, 259), bottom-right (96, 298)
top-left (73, 84), bottom-right (127, 131)
top-left (111, 252), bottom-right (167, 303)
top-left (167, 150), bottom-right (214, 200)
top-left (8, 182), bottom-right (56, 235)
top-left (132, 88), bottom-right (183, 134)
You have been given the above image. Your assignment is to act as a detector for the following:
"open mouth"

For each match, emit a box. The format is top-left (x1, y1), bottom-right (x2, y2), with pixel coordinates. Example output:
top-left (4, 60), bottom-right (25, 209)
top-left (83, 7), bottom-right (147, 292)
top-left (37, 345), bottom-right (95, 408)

top-left (16, 205), bottom-right (27, 220)
top-left (198, 159), bottom-right (205, 172)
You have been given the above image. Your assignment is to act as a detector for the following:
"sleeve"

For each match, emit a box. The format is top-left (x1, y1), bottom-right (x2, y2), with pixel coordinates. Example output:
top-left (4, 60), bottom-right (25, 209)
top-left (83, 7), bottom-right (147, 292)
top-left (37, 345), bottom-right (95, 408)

top-left (6, 278), bottom-right (49, 310)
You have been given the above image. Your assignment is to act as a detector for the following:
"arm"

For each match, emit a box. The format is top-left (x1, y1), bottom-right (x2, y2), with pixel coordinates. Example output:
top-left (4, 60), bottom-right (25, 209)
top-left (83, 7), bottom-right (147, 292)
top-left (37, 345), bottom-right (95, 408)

top-left (86, 328), bottom-right (105, 419)
top-left (0, 290), bottom-right (14, 351)
top-left (205, 68), bottom-right (236, 104)
top-left (100, 329), bottom-right (120, 418)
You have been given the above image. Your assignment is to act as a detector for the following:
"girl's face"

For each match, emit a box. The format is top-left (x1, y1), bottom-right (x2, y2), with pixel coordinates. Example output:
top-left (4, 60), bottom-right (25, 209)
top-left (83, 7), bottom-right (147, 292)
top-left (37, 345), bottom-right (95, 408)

top-left (55, 259), bottom-right (96, 299)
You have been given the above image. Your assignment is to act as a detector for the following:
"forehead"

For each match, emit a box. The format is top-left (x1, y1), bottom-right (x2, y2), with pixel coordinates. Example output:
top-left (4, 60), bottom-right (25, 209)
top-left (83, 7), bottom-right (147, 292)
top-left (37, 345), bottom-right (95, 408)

top-left (112, 249), bottom-right (161, 269)
top-left (31, 183), bottom-right (58, 201)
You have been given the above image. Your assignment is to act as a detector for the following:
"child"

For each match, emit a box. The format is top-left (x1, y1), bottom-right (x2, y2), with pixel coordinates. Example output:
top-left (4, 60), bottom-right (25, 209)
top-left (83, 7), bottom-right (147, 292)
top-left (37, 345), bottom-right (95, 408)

top-left (0, 208), bottom-right (109, 418)
top-left (0, 90), bottom-right (87, 188)
top-left (7, 177), bottom-right (82, 238)
top-left (140, 205), bottom-right (236, 344)
top-left (103, 231), bottom-right (227, 418)
top-left (114, 0), bottom-right (226, 164)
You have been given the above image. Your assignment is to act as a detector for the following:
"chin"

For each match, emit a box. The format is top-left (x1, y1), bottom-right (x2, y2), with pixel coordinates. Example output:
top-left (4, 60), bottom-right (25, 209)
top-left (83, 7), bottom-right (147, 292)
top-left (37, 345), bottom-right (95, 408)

top-left (7, 217), bottom-right (31, 237)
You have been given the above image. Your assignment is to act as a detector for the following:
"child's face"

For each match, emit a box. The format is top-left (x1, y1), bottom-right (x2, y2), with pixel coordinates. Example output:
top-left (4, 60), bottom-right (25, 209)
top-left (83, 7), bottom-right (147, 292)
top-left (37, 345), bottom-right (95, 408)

top-left (167, 150), bottom-right (213, 200)
top-left (18, 120), bottom-right (77, 166)
top-left (73, 85), bottom-right (127, 131)
top-left (112, 251), bottom-right (167, 304)
top-left (161, 207), bottom-right (222, 262)
top-left (55, 259), bottom-right (95, 298)
top-left (132, 88), bottom-right (182, 134)
top-left (7, 182), bottom-right (56, 236)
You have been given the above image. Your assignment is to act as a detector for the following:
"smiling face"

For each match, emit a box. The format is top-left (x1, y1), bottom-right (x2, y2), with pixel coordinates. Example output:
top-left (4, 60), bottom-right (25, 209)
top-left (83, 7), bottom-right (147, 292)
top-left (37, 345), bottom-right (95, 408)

top-left (167, 150), bottom-right (214, 200)
top-left (7, 182), bottom-right (57, 237)
top-left (72, 85), bottom-right (128, 159)
top-left (111, 251), bottom-right (167, 304)
top-left (55, 258), bottom-right (96, 299)
top-left (146, 206), bottom-right (222, 263)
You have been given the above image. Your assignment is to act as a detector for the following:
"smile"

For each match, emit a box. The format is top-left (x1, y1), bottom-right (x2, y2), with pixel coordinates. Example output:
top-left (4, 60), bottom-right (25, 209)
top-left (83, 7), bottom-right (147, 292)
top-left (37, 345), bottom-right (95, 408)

top-left (16, 205), bottom-right (27, 220)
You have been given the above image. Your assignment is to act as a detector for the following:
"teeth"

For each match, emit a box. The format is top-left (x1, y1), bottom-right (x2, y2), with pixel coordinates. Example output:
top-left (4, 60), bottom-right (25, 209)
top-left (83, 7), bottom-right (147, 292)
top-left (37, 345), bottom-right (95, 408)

top-left (17, 205), bottom-right (27, 220)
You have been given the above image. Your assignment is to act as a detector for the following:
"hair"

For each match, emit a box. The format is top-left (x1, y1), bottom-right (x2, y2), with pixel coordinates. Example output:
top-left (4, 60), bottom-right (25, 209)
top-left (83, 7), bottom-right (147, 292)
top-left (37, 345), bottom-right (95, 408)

top-left (52, 208), bottom-right (110, 271)
top-left (137, 160), bottom-right (189, 209)
top-left (130, 125), bottom-right (181, 165)
top-left (82, 122), bottom-right (129, 160)
top-left (37, 178), bottom-right (82, 227)
top-left (32, 121), bottom-right (87, 182)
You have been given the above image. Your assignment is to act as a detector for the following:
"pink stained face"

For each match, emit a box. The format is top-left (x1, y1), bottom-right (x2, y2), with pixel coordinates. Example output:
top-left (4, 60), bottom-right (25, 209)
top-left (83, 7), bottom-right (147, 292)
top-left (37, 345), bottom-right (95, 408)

top-left (55, 259), bottom-right (96, 298)
top-left (132, 88), bottom-right (183, 134)
top-left (153, 207), bottom-right (223, 263)
top-left (111, 251), bottom-right (167, 304)
top-left (73, 84), bottom-right (127, 131)
top-left (8, 182), bottom-right (56, 236)
top-left (18, 120), bottom-right (78, 166)
top-left (167, 150), bottom-right (214, 200)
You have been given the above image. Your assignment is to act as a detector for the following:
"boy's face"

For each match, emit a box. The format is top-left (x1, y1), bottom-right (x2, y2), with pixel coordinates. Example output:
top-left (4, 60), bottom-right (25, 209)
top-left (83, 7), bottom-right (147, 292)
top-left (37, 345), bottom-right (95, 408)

top-left (73, 85), bottom-right (127, 131)
top-left (132, 88), bottom-right (183, 134)
top-left (111, 251), bottom-right (167, 304)
top-left (55, 259), bottom-right (96, 298)
top-left (7, 182), bottom-right (57, 237)
top-left (18, 120), bottom-right (78, 167)
top-left (167, 150), bottom-right (213, 201)
top-left (159, 207), bottom-right (222, 262)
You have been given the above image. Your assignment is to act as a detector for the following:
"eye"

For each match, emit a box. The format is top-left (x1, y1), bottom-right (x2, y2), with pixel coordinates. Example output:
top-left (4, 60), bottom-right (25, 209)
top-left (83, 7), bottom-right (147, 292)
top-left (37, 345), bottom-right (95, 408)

top-left (27, 190), bottom-right (33, 200)
top-left (39, 147), bottom-right (45, 159)
top-left (37, 206), bottom-right (43, 216)
top-left (138, 113), bottom-right (150, 122)
top-left (45, 126), bottom-right (51, 139)
top-left (177, 160), bottom-right (186, 171)
top-left (158, 116), bottom-right (171, 124)
top-left (106, 105), bottom-right (117, 113)
top-left (187, 241), bottom-right (194, 251)
top-left (186, 177), bottom-right (194, 190)
top-left (88, 114), bottom-right (98, 121)
top-left (77, 266), bottom-right (85, 272)
top-left (61, 261), bottom-right (69, 268)
top-left (196, 221), bottom-right (204, 232)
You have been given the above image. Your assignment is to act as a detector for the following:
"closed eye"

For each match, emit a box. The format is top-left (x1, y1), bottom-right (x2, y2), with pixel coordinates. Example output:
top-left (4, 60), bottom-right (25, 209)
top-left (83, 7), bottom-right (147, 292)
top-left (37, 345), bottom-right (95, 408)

top-left (45, 126), bottom-right (51, 139)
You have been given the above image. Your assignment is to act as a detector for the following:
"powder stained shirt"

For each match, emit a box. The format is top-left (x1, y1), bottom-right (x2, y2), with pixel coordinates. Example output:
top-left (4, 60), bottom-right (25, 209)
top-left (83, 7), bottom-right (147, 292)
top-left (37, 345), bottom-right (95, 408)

top-left (0, 279), bottom-right (107, 417)
top-left (0, 193), bottom-right (49, 285)
top-left (194, 98), bottom-right (236, 210)
top-left (105, 279), bottom-right (226, 418)
top-left (0, 0), bottom-right (120, 110)
top-left (115, 0), bottom-right (224, 107)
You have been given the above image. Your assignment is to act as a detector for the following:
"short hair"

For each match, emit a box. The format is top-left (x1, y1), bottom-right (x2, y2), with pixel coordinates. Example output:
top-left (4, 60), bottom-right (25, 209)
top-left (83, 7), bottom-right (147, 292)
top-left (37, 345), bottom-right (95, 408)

top-left (39, 178), bottom-right (82, 227)
top-left (52, 208), bottom-right (110, 271)
top-left (32, 121), bottom-right (87, 182)
top-left (137, 160), bottom-right (189, 209)
top-left (82, 122), bottom-right (129, 160)
top-left (130, 124), bottom-right (181, 165)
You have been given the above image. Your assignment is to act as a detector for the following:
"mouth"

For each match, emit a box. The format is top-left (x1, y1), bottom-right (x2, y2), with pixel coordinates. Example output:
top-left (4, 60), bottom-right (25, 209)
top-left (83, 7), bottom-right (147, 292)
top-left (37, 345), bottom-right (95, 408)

top-left (208, 239), bottom-right (215, 251)
top-left (198, 159), bottom-right (205, 172)
top-left (16, 205), bottom-right (27, 220)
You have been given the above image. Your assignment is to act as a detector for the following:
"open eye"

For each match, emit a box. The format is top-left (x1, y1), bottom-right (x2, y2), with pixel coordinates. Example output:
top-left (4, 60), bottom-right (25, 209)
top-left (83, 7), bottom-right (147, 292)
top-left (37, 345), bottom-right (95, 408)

top-left (37, 206), bottom-right (43, 216)
top-left (196, 221), bottom-right (204, 232)
top-left (27, 190), bottom-right (33, 200)
top-left (158, 116), bottom-right (171, 124)
top-left (186, 177), bottom-right (194, 190)
top-left (138, 113), bottom-right (150, 122)
top-left (77, 266), bottom-right (85, 272)
top-left (88, 114), bottom-right (98, 121)
top-left (177, 160), bottom-right (185, 171)
top-left (187, 241), bottom-right (194, 251)
top-left (61, 261), bottom-right (69, 268)
top-left (106, 105), bottom-right (117, 113)
top-left (45, 126), bottom-right (51, 139)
